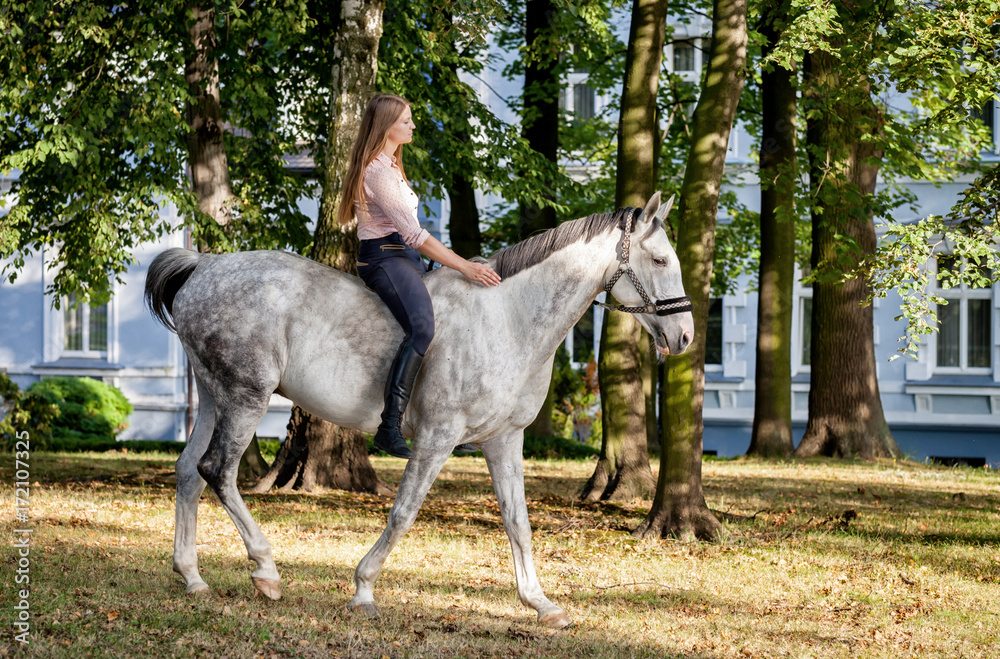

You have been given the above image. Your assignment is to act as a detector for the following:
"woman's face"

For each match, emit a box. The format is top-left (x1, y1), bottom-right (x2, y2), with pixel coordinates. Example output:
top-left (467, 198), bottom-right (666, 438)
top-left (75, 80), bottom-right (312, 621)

top-left (386, 105), bottom-right (415, 146)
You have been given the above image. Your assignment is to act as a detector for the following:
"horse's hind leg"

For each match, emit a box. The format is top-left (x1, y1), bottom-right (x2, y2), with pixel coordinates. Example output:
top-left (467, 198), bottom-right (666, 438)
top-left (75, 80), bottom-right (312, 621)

top-left (172, 377), bottom-right (215, 595)
top-left (197, 391), bottom-right (281, 600)
top-left (481, 433), bottom-right (570, 629)
top-left (349, 440), bottom-right (452, 617)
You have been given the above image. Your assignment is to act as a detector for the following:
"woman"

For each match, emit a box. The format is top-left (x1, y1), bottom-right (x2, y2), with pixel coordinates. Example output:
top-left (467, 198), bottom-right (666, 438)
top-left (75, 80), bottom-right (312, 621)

top-left (337, 94), bottom-right (501, 459)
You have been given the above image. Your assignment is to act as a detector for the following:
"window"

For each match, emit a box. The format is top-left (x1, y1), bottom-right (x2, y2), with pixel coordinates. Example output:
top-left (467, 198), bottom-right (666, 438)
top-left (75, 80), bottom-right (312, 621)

top-left (560, 80), bottom-right (597, 122)
top-left (935, 255), bottom-right (992, 372)
top-left (573, 84), bottom-right (595, 121)
top-left (705, 298), bottom-right (722, 365)
top-left (972, 99), bottom-right (997, 153)
top-left (673, 41), bottom-right (696, 72)
top-left (796, 266), bottom-right (813, 370)
top-left (63, 292), bottom-right (108, 354)
top-left (801, 297), bottom-right (813, 366)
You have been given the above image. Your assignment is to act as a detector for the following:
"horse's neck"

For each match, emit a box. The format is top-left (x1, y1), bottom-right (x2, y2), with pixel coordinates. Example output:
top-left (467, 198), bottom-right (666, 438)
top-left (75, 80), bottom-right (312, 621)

top-left (503, 233), bottom-right (616, 359)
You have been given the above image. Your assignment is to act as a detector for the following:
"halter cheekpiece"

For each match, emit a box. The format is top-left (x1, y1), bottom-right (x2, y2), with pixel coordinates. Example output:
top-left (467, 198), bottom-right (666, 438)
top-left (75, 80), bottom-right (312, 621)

top-left (594, 208), bottom-right (693, 317)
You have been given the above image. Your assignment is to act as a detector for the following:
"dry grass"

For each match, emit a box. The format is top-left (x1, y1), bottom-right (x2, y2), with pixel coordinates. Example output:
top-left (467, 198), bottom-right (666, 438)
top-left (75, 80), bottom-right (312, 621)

top-left (1, 452), bottom-right (998, 657)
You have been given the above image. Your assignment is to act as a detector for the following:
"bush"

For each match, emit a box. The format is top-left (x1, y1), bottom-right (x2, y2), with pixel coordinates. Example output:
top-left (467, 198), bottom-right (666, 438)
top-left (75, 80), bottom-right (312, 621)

top-left (550, 345), bottom-right (602, 448)
top-left (523, 433), bottom-right (599, 460)
top-left (1, 372), bottom-right (60, 450)
top-left (258, 438), bottom-right (282, 463)
top-left (1, 374), bottom-right (133, 449)
top-left (47, 437), bottom-right (186, 454)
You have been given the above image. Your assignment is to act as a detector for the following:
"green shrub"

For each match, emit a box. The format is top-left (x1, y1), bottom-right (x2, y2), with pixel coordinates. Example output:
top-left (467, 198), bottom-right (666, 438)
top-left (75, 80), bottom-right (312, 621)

top-left (549, 345), bottom-right (602, 448)
top-left (522, 432), bottom-right (599, 460)
top-left (257, 438), bottom-right (282, 463)
top-left (366, 431), bottom-right (597, 460)
top-left (1, 372), bottom-right (61, 450)
top-left (1, 376), bottom-right (134, 449)
top-left (46, 437), bottom-right (186, 454)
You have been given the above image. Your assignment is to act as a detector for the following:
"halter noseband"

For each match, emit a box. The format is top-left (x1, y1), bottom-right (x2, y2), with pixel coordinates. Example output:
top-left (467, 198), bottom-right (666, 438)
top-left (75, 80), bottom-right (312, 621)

top-left (594, 208), bottom-right (693, 317)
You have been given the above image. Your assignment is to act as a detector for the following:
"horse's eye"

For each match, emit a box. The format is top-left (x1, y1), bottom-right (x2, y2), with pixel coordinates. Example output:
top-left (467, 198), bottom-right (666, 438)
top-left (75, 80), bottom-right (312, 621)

top-left (653, 257), bottom-right (667, 266)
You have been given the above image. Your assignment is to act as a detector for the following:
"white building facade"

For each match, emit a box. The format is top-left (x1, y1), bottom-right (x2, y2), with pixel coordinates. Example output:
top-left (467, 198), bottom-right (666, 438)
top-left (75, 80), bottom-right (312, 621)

top-left (2, 16), bottom-right (998, 464)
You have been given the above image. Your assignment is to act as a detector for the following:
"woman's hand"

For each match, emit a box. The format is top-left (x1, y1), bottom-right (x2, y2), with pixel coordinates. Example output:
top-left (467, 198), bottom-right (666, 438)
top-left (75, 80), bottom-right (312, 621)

top-left (460, 261), bottom-right (502, 287)
top-left (416, 235), bottom-right (502, 287)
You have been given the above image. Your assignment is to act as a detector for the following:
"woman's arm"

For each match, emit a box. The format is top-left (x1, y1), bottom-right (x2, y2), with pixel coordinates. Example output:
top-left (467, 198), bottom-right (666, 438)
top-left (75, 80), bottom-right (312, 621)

top-left (417, 235), bottom-right (502, 287)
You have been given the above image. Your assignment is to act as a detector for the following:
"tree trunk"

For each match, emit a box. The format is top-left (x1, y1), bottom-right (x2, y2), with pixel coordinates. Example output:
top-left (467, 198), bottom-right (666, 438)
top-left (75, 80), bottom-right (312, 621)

top-left (633, 0), bottom-right (747, 540)
top-left (582, 310), bottom-right (655, 501)
top-left (238, 436), bottom-right (270, 482)
top-left (447, 169), bottom-right (483, 258)
top-left (182, 4), bottom-right (270, 478)
top-left (255, 0), bottom-right (393, 494)
top-left (252, 408), bottom-right (395, 495)
top-left (521, 0), bottom-right (560, 438)
top-left (796, 43), bottom-right (901, 459)
top-left (747, 0), bottom-right (796, 458)
top-left (519, 0), bottom-right (559, 241)
top-left (582, 0), bottom-right (668, 502)
top-left (439, 12), bottom-right (483, 261)
top-left (643, 335), bottom-right (659, 452)
top-left (184, 4), bottom-right (233, 228)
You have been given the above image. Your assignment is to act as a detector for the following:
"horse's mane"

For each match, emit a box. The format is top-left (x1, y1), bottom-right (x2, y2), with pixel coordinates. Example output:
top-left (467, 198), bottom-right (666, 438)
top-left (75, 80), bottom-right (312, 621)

top-left (486, 207), bottom-right (642, 279)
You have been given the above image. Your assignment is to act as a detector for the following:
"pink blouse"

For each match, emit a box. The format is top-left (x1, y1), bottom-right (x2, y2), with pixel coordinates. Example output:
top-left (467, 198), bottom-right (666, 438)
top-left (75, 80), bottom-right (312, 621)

top-left (355, 152), bottom-right (430, 249)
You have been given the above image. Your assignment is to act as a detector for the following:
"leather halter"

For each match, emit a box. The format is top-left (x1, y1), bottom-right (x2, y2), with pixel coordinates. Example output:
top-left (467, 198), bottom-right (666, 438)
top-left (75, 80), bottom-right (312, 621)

top-left (594, 208), bottom-right (694, 317)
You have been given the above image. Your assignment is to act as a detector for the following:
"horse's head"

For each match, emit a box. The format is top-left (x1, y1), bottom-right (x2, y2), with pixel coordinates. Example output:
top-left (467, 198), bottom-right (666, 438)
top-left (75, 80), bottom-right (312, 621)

top-left (604, 192), bottom-right (694, 358)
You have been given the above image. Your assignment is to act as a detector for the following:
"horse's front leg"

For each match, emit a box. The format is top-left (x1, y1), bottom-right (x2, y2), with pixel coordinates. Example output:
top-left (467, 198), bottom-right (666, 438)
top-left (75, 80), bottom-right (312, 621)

top-left (348, 440), bottom-right (451, 617)
top-left (481, 433), bottom-right (571, 629)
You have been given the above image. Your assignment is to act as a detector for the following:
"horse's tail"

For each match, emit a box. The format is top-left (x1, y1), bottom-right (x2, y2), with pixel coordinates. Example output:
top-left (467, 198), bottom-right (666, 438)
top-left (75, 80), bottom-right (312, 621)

top-left (144, 248), bottom-right (207, 332)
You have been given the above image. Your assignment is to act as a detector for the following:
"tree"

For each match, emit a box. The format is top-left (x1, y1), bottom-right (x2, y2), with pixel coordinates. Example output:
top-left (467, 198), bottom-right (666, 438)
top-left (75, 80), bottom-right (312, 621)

top-left (184, 4), bottom-right (235, 230)
top-left (0, 2), bottom-right (313, 303)
top-left (580, 0), bottom-right (669, 502)
top-left (518, 0), bottom-right (561, 241)
top-left (793, 1), bottom-right (901, 458)
top-left (862, 3), bottom-right (1000, 350)
top-left (748, 0), bottom-right (1000, 458)
top-left (183, 3), bottom-right (269, 478)
top-left (633, 0), bottom-right (747, 540)
top-left (746, 0), bottom-right (797, 458)
top-left (253, 0), bottom-right (394, 496)
top-left (517, 0), bottom-right (562, 437)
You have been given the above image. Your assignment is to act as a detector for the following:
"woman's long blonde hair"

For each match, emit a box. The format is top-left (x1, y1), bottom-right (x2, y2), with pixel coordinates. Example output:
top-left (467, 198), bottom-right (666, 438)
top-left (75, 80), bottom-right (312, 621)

top-left (337, 94), bottom-right (411, 226)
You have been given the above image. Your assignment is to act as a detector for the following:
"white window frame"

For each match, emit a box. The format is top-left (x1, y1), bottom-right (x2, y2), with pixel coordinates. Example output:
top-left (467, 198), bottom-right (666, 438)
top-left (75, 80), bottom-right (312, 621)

top-left (667, 37), bottom-right (702, 83)
top-left (976, 97), bottom-right (1000, 156)
top-left (61, 294), bottom-right (110, 358)
top-left (672, 39), bottom-right (697, 73)
top-left (793, 268), bottom-right (813, 375)
top-left (931, 254), bottom-right (994, 376)
top-left (561, 72), bottom-right (600, 121)
top-left (42, 245), bottom-right (118, 363)
top-left (705, 296), bottom-right (724, 373)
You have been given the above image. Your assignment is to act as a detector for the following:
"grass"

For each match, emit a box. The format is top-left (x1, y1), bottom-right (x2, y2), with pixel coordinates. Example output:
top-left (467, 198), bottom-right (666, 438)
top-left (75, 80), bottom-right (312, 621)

top-left (1, 451), bottom-right (998, 657)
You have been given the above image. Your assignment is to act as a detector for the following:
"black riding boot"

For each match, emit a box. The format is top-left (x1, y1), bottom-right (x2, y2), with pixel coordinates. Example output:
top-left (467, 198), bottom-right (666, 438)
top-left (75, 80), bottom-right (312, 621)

top-left (373, 340), bottom-right (423, 459)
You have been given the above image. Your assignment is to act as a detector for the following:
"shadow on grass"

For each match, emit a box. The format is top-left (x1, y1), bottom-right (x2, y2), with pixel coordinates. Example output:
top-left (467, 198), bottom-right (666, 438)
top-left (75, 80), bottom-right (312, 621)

top-left (18, 532), bottom-right (765, 659)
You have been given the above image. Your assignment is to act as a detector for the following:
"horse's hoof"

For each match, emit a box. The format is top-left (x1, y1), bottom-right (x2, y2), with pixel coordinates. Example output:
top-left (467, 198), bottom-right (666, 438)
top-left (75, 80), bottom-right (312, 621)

top-left (252, 577), bottom-right (282, 601)
top-left (539, 609), bottom-right (571, 629)
top-left (347, 601), bottom-right (381, 618)
top-left (186, 583), bottom-right (212, 598)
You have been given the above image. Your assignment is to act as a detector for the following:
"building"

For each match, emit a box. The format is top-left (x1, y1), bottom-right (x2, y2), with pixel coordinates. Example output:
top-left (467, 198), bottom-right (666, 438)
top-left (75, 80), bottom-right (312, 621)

top-left (2, 14), bottom-right (998, 465)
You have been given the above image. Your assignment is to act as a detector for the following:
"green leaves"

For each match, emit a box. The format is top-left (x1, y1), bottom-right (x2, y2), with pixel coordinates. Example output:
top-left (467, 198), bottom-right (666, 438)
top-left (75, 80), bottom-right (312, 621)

top-left (1, 1), bottom-right (314, 302)
top-left (866, 166), bottom-right (1000, 360)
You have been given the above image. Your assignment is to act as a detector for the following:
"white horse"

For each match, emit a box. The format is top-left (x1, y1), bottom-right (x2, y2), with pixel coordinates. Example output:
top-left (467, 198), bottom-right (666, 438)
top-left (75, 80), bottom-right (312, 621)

top-left (145, 192), bottom-right (692, 629)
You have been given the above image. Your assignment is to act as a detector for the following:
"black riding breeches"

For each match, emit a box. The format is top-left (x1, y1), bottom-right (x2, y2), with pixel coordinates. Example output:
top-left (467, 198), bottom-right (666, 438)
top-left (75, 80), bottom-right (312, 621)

top-left (357, 233), bottom-right (435, 355)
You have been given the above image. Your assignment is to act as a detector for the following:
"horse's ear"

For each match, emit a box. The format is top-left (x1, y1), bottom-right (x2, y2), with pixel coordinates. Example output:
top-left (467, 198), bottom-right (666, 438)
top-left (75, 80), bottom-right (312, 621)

top-left (641, 191), bottom-right (662, 224)
top-left (654, 194), bottom-right (675, 223)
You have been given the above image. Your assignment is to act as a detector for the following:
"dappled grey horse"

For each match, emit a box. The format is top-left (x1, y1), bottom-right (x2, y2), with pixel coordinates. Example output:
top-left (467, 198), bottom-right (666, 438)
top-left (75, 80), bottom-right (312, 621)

top-left (145, 192), bottom-right (693, 628)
